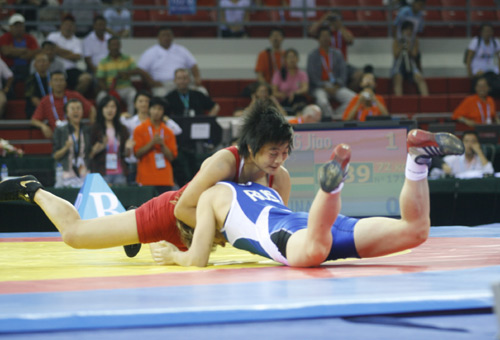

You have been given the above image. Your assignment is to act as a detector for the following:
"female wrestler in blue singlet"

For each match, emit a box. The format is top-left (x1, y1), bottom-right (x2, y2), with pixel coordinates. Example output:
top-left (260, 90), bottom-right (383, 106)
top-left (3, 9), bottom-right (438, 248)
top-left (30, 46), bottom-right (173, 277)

top-left (151, 129), bottom-right (465, 267)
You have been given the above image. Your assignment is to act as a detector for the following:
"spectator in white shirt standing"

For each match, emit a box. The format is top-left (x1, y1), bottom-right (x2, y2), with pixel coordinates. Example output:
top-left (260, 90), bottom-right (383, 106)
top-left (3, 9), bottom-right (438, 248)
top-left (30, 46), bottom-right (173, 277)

top-left (443, 131), bottom-right (494, 178)
top-left (465, 23), bottom-right (500, 98)
top-left (47, 15), bottom-right (92, 96)
top-left (220, 0), bottom-right (251, 38)
top-left (83, 15), bottom-right (112, 76)
top-left (137, 27), bottom-right (207, 97)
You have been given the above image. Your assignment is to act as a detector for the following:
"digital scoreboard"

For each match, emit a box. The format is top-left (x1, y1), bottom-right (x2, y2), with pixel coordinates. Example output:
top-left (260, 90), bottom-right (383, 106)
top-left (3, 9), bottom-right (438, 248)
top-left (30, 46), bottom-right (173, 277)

top-left (288, 121), bottom-right (416, 217)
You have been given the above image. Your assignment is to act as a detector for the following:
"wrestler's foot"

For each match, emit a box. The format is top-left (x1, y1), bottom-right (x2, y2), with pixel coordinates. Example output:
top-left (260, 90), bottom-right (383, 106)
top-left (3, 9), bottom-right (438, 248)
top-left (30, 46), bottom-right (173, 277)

top-left (319, 143), bottom-right (351, 193)
top-left (123, 205), bottom-right (142, 258)
top-left (407, 129), bottom-right (465, 165)
top-left (0, 175), bottom-right (43, 203)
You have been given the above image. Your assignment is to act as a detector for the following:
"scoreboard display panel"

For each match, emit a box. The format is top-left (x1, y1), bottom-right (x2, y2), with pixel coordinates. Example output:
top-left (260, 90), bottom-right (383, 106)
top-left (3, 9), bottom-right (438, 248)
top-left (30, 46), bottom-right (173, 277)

top-left (288, 121), bottom-right (416, 217)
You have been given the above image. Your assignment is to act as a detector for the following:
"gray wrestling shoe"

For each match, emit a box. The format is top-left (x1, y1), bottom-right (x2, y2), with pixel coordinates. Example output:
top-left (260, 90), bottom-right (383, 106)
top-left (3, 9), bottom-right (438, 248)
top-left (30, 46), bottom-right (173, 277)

top-left (407, 129), bottom-right (465, 165)
top-left (123, 205), bottom-right (142, 258)
top-left (318, 143), bottom-right (351, 193)
top-left (0, 175), bottom-right (44, 203)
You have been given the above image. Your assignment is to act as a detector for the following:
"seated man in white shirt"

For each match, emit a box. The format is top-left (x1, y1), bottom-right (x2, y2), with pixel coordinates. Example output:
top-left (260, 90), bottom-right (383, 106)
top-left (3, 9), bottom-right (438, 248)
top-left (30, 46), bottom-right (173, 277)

top-left (443, 131), bottom-right (494, 178)
top-left (137, 26), bottom-right (207, 97)
top-left (47, 15), bottom-right (92, 96)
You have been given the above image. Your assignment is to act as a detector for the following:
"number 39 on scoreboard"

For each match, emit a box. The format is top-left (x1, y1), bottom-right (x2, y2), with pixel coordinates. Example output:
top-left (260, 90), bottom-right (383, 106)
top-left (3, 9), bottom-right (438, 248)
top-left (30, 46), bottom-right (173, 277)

top-left (344, 163), bottom-right (373, 184)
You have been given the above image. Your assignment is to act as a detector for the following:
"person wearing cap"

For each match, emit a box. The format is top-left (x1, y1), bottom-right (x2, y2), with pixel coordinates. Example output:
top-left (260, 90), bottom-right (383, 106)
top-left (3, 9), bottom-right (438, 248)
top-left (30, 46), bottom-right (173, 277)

top-left (0, 13), bottom-right (40, 83)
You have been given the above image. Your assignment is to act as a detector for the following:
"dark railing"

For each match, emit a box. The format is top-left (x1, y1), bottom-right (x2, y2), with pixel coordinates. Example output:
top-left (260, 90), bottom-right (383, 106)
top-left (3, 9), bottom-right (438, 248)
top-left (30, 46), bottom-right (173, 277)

top-left (1, 1), bottom-right (499, 38)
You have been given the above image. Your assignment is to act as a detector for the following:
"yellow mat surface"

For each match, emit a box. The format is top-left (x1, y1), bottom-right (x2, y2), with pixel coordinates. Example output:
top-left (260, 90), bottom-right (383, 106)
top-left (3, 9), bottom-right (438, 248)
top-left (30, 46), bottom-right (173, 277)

top-left (0, 241), bottom-right (284, 282)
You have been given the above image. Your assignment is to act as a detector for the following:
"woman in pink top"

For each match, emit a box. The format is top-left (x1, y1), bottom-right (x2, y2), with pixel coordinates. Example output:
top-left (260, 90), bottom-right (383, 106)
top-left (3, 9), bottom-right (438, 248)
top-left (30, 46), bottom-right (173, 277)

top-left (271, 48), bottom-right (309, 114)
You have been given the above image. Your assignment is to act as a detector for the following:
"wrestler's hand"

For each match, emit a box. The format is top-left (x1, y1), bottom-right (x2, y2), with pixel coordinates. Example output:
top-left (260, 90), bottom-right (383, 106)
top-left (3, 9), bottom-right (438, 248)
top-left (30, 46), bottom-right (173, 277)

top-left (149, 241), bottom-right (180, 265)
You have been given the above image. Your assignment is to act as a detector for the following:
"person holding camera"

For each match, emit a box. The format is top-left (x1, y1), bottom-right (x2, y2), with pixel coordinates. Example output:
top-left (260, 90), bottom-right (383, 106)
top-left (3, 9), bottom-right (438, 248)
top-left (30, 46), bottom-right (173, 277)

top-left (342, 69), bottom-right (389, 122)
top-left (308, 10), bottom-right (362, 91)
top-left (391, 20), bottom-right (428, 96)
top-left (307, 27), bottom-right (355, 120)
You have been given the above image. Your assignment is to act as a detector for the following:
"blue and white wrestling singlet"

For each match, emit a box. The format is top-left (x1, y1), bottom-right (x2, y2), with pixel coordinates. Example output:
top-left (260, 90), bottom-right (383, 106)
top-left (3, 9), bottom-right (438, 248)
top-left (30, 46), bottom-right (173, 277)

top-left (219, 181), bottom-right (360, 266)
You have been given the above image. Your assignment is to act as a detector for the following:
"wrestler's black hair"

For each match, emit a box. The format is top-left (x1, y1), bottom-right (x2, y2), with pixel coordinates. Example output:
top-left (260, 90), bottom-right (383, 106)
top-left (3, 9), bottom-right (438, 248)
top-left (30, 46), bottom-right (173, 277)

top-left (238, 99), bottom-right (294, 159)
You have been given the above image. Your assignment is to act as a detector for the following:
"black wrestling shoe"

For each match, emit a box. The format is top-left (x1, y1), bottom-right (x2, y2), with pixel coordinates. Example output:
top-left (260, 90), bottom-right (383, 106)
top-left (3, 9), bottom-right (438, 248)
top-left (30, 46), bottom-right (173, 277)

top-left (123, 205), bottom-right (142, 258)
top-left (318, 143), bottom-right (351, 193)
top-left (0, 175), bottom-right (44, 203)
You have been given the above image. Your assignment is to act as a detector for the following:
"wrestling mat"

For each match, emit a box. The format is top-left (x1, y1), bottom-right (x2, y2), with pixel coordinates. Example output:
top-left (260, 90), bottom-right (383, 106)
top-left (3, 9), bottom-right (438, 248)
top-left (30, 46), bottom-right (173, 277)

top-left (1, 225), bottom-right (499, 339)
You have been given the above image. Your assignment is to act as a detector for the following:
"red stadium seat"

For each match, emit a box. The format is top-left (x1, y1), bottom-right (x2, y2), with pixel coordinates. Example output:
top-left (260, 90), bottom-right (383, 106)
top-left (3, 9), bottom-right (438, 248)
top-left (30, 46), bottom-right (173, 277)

top-left (358, 0), bottom-right (383, 6)
top-left (388, 95), bottom-right (419, 114)
top-left (376, 78), bottom-right (391, 95)
top-left (447, 77), bottom-right (471, 94)
top-left (207, 80), bottom-right (241, 97)
top-left (427, 78), bottom-right (448, 94)
top-left (424, 10), bottom-right (442, 21)
top-left (5, 100), bottom-right (26, 120)
top-left (470, 10), bottom-right (497, 22)
top-left (133, 10), bottom-right (150, 21)
top-left (356, 10), bottom-right (387, 22)
top-left (441, 0), bottom-right (466, 6)
top-left (441, 10), bottom-right (466, 22)
top-left (425, 0), bottom-right (442, 6)
top-left (214, 98), bottom-right (237, 116)
top-left (470, 0), bottom-right (495, 7)
top-left (0, 129), bottom-right (31, 140)
top-left (419, 95), bottom-right (449, 113)
top-left (331, 0), bottom-right (358, 6)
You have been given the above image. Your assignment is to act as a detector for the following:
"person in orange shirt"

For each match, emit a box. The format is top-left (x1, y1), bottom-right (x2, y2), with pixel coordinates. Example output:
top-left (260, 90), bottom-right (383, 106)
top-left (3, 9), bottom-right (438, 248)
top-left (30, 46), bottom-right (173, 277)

top-left (452, 77), bottom-right (500, 127)
top-left (133, 97), bottom-right (177, 194)
top-left (254, 28), bottom-right (285, 84)
top-left (343, 71), bottom-right (389, 122)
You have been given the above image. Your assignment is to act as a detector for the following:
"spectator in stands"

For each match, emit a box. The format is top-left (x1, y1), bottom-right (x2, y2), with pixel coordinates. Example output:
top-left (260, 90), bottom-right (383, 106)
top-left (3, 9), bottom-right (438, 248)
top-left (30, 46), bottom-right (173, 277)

top-left (308, 10), bottom-right (362, 91)
top-left (166, 68), bottom-right (219, 117)
top-left (220, 0), bottom-right (250, 38)
top-left (62, 0), bottom-right (102, 37)
top-left (0, 58), bottom-right (13, 119)
top-left (307, 27), bottom-right (355, 120)
top-left (255, 27), bottom-right (285, 85)
top-left (394, 0), bottom-right (425, 38)
top-left (31, 71), bottom-right (96, 138)
top-left (47, 15), bottom-right (93, 96)
top-left (30, 41), bottom-right (65, 75)
top-left (96, 37), bottom-right (147, 116)
top-left (443, 131), bottom-right (494, 178)
top-left (465, 23), bottom-right (500, 98)
top-left (52, 98), bottom-right (91, 188)
top-left (288, 104), bottom-right (322, 124)
top-left (137, 27), bottom-right (206, 97)
top-left (89, 95), bottom-right (131, 185)
top-left (120, 90), bottom-right (182, 185)
top-left (452, 77), bottom-right (500, 127)
top-left (235, 83), bottom-right (286, 117)
top-left (271, 48), bottom-right (309, 115)
top-left (391, 21), bottom-right (428, 96)
top-left (103, 0), bottom-right (131, 38)
top-left (133, 97), bottom-right (178, 195)
top-left (343, 71), bottom-right (389, 122)
top-left (0, 14), bottom-right (39, 85)
top-left (83, 15), bottom-right (112, 76)
top-left (24, 52), bottom-right (51, 119)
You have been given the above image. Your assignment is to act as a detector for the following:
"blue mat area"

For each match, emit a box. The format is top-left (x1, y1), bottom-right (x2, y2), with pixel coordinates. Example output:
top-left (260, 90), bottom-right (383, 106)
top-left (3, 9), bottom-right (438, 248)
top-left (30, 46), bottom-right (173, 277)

top-left (0, 266), bottom-right (497, 333)
top-left (0, 313), bottom-right (496, 339)
top-left (429, 224), bottom-right (500, 238)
